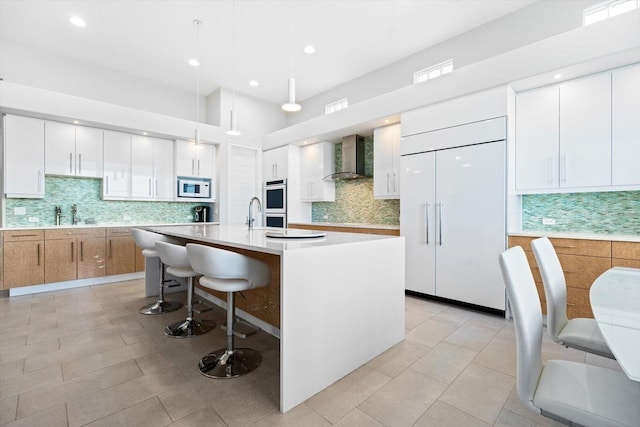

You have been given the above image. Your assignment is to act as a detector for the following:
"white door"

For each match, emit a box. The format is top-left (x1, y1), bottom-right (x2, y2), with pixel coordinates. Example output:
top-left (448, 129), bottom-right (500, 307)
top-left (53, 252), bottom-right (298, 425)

top-left (4, 115), bottom-right (45, 198)
top-left (153, 138), bottom-right (175, 200)
top-left (75, 126), bottom-right (103, 178)
top-left (195, 143), bottom-right (215, 179)
top-left (103, 131), bottom-right (131, 198)
top-left (515, 86), bottom-right (560, 191)
top-left (227, 145), bottom-right (259, 226)
top-left (400, 148), bottom-right (436, 295)
top-left (175, 140), bottom-right (195, 177)
top-left (45, 121), bottom-right (76, 176)
top-left (435, 141), bottom-right (506, 310)
top-left (131, 135), bottom-right (154, 199)
top-left (560, 73), bottom-right (611, 188)
top-left (612, 64), bottom-right (640, 186)
top-left (263, 146), bottom-right (288, 180)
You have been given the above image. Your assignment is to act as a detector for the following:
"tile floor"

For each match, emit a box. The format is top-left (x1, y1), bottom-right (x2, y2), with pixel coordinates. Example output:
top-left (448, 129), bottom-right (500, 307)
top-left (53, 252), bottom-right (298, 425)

top-left (0, 279), bottom-right (621, 427)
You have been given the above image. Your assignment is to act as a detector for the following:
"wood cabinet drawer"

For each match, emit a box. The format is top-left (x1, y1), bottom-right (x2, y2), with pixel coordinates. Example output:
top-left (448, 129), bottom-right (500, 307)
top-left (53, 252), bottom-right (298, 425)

top-left (611, 241), bottom-right (640, 260)
top-left (4, 230), bottom-right (44, 242)
top-left (45, 227), bottom-right (106, 240)
top-left (508, 235), bottom-right (535, 249)
top-left (558, 254), bottom-right (611, 289)
top-left (107, 227), bottom-right (132, 237)
top-left (611, 258), bottom-right (640, 268)
top-left (548, 238), bottom-right (610, 257)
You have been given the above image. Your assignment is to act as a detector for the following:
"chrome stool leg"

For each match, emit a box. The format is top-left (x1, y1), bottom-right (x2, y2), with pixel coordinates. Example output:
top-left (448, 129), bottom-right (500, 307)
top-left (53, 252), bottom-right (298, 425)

top-left (165, 277), bottom-right (215, 338)
top-left (139, 260), bottom-right (183, 315)
top-left (198, 291), bottom-right (261, 378)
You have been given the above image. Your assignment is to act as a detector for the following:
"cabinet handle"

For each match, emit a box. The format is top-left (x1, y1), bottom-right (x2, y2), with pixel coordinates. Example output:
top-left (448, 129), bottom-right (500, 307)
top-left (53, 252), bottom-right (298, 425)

top-left (108, 240), bottom-right (112, 259)
top-left (78, 153), bottom-right (82, 174)
top-left (37, 243), bottom-right (41, 266)
top-left (192, 159), bottom-right (195, 175)
top-left (566, 302), bottom-right (576, 307)
top-left (272, 164), bottom-right (276, 178)
top-left (425, 203), bottom-right (431, 245)
top-left (275, 164), bottom-right (278, 178)
top-left (197, 160), bottom-right (201, 176)
top-left (560, 155), bottom-right (567, 183)
top-left (148, 178), bottom-right (152, 196)
top-left (393, 172), bottom-right (397, 193)
top-left (155, 179), bottom-right (158, 197)
top-left (386, 173), bottom-right (390, 192)
top-left (80, 241), bottom-right (84, 262)
top-left (554, 244), bottom-right (576, 249)
top-left (70, 153), bottom-right (73, 173)
top-left (12, 233), bottom-right (38, 238)
top-left (71, 241), bottom-right (74, 263)
top-left (106, 176), bottom-right (109, 194)
top-left (438, 203), bottom-right (444, 246)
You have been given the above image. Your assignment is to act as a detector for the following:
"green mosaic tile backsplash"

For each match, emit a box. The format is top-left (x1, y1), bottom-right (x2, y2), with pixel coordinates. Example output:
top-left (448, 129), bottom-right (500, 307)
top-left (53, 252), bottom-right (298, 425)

top-left (522, 191), bottom-right (640, 235)
top-left (312, 136), bottom-right (400, 225)
top-left (4, 176), bottom-right (203, 227)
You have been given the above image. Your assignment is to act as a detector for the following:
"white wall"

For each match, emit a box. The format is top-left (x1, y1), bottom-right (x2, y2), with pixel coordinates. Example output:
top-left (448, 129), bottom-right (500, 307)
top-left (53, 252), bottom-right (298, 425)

top-left (287, 0), bottom-right (599, 126)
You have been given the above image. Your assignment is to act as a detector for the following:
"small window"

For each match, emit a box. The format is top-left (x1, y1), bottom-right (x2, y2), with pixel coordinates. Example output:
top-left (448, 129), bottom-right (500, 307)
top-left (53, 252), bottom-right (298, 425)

top-left (584, 0), bottom-right (638, 26)
top-left (325, 98), bottom-right (348, 115)
top-left (414, 59), bottom-right (453, 85)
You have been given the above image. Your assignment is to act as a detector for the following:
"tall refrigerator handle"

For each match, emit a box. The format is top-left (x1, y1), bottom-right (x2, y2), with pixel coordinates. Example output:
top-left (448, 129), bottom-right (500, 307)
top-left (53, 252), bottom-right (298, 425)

top-left (438, 203), bottom-right (444, 246)
top-left (425, 203), bottom-right (431, 245)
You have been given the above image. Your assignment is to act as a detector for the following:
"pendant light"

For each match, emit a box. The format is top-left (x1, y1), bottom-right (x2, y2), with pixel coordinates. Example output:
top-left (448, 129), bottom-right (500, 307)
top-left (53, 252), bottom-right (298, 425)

top-left (226, 0), bottom-right (241, 136)
top-left (192, 19), bottom-right (202, 144)
top-left (281, 0), bottom-right (301, 112)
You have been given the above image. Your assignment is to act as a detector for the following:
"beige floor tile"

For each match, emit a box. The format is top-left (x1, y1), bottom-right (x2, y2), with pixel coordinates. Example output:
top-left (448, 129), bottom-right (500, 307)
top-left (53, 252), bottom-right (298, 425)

top-left (444, 322), bottom-right (498, 352)
top-left (167, 407), bottom-right (227, 427)
top-left (84, 396), bottom-right (172, 427)
top-left (209, 376), bottom-right (280, 427)
top-left (333, 408), bottom-right (385, 427)
top-left (359, 368), bottom-right (448, 427)
top-left (413, 400), bottom-right (490, 427)
top-left (366, 340), bottom-right (429, 378)
top-left (472, 333), bottom-right (517, 377)
top-left (430, 307), bottom-right (477, 327)
top-left (136, 352), bottom-right (177, 375)
top-left (405, 318), bottom-right (460, 349)
top-left (0, 396), bottom-right (18, 425)
top-left (494, 408), bottom-right (555, 427)
top-left (439, 363), bottom-right (515, 424)
top-left (405, 307), bottom-right (436, 330)
top-left (157, 382), bottom-right (209, 422)
top-left (251, 403), bottom-right (331, 426)
top-left (66, 366), bottom-right (187, 427)
top-left (0, 365), bottom-right (62, 400)
top-left (0, 338), bottom-right (60, 365)
top-left (0, 359), bottom-right (24, 381)
top-left (3, 403), bottom-right (67, 427)
top-left (466, 312), bottom-right (510, 331)
top-left (410, 341), bottom-right (477, 384)
top-left (303, 365), bottom-right (392, 424)
top-left (16, 359), bottom-right (143, 420)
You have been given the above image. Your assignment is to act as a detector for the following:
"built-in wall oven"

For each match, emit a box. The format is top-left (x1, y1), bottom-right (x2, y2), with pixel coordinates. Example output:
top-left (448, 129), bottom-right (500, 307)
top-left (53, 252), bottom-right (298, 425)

top-left (264, 179), bottom-right (287, 228)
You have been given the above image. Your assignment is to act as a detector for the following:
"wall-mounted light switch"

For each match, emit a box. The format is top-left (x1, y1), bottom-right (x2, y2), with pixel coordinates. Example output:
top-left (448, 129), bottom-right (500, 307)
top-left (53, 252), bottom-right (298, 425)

top-left (28, 217), bottom-right (40, 222)
top-left (542, 218), bottom-right (556, 225)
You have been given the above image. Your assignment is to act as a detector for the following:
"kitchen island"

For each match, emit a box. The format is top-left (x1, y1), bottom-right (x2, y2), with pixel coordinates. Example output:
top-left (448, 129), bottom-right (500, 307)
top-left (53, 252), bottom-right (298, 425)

top-left (146, 224), bottom-right (405, 413)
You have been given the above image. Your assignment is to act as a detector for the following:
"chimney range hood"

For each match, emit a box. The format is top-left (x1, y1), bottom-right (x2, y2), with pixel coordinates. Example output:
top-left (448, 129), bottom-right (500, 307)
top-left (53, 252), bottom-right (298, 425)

top-left (323, 135), bottom-right (368, 181)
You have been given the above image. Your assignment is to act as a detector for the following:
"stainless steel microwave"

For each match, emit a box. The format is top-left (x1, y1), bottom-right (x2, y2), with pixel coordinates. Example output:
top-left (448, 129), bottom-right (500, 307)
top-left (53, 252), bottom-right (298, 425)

top-left (177, 176), bottom-right (211, 198)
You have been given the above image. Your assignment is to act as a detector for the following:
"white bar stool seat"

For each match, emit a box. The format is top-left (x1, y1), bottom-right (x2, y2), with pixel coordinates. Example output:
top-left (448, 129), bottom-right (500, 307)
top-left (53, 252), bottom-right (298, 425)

top-left (132, 229), bottom-right (183, 315)
top-left (155, 241), bottom-right (216, 338)
top-left (186, 243), bottom-right (271, 378)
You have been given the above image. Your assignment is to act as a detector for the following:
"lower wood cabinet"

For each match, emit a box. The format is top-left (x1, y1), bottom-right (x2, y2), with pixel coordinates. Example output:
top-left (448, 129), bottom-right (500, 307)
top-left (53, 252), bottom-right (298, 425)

top-left (44, 228), bottom-right (106, 283)
top-left (612, 241), bottom-right (640, 268)
top-left (106, 228), bottom-right (136, 276)
top-left (3, 230), bottom-right (45, 289)
top-left (78, 237), bottom-right (107, 279)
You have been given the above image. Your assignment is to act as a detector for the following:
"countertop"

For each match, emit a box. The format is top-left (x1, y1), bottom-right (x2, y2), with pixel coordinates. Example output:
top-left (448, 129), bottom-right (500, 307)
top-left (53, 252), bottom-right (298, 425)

top-left (509, 230), bottom-right (640, 243)
top-left (146, 224), bottom-right (399, 255)
top-left (0, 222), bottom-right (220, 231)
top-left (287, 222), bottom-right (400, 230)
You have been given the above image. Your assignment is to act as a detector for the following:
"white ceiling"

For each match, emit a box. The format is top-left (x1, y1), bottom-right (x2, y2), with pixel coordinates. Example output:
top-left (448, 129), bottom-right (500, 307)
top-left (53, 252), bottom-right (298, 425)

top-left (0, 0), bottom-right (536, 106)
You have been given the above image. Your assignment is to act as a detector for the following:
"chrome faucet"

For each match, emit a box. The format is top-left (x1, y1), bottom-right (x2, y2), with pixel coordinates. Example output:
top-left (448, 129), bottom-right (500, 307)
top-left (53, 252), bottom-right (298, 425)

top-left (247, 197), bottom-right (262, 230)
top-left (55, 206), bottom-right (63, 226)
top-left (71, 204), bottom-right (81, 225)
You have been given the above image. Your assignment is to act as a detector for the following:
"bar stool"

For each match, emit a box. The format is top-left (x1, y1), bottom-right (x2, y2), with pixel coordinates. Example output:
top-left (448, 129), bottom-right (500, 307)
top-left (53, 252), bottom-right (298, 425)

top-left (186, 243), bottom-right (270, 378)
top-left (155, 241), bottom-right (216, 338)
top-left (132, 229), bottom-right (183, 315)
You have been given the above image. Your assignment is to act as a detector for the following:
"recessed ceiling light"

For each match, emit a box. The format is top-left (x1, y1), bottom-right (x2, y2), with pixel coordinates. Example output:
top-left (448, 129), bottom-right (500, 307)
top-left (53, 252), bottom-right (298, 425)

top-left (188, 58), bottom-right (200, 67)
top-left (69, 16), bottom-right (86, 27)
top-left (73, 120), bottom-right (79, 124)
top-left (554, 73), bottom-right (562, 79)
top-left (143, 132), bottom-right (148, 136)
top-left (384, 119), bottom-right (389, 124)
top-left (303, 45), bottom-right (316, 54)
top-left (249, 80), bottom-right (259, 87)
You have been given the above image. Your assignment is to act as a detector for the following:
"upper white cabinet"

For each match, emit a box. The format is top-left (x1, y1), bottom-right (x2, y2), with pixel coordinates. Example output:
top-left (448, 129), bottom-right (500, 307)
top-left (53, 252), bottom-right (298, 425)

top-left (612, 64), bottom-right (640, 186)
top-left (373, 123), bottom-right (401, 199)
top-left (4, 115), bottom-right (45, 198)
top-left (45, 121), bottom-right (103, 178)
top-left (175, 140), bottom-right (215, 179)
top-left (263, 146), bottom-right (289, 181)
top-left (559, 73), bottom-right (611, 188)
top-left (515, 71), bottom-right (620, 193)
top-left (103, 131), bottom-right (131, 199)
top-left (300, 142), bottom-right (335, 202)
top-left (131, 135), bottom-right (154, 199)
top-left (153, 138), bottom-right (175, 200)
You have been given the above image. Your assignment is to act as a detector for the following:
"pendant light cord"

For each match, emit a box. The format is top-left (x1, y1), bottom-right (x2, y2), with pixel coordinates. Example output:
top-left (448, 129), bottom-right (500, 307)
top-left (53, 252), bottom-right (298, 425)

top-left (194, 20), bottom-right (201, 143)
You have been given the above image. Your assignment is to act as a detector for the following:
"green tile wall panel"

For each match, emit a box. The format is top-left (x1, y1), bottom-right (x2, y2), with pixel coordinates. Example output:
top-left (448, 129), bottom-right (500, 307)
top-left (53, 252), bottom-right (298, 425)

top-left (522, 191), bottom-right (640, 234)
top-left (311, 136), bottom-right (400, 225)
top-left (5, 176), bottom-right (202, 227)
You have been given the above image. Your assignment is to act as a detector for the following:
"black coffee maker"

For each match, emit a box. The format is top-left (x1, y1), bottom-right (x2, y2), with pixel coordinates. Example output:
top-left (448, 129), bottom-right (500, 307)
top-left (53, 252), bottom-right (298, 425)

top-left (193, 205), bottom-right (210, 223)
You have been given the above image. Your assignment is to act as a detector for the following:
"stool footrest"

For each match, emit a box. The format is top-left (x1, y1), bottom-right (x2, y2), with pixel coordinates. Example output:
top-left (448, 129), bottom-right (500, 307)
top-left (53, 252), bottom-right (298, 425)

top-left (164, 318), bottom-right (215, 338)
top-left (163, 280), bottom-right (181, 288)
top-left (221, 317), bottom-right (260, 339)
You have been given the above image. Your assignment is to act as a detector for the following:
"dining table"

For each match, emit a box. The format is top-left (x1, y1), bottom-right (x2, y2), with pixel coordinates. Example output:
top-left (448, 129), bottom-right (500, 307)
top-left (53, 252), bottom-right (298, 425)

top-left (590, 266), bottom-right (640, 381)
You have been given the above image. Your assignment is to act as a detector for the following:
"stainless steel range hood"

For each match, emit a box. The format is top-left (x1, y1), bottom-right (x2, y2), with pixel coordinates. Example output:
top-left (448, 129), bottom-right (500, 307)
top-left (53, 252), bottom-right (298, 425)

top-left (323, 135), bottom-right (368, 180)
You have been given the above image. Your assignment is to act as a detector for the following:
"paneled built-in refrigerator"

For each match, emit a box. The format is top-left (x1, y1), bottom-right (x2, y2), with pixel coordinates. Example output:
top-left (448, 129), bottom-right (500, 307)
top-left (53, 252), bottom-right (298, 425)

top-left (400, 118), bottom-right (506, 311)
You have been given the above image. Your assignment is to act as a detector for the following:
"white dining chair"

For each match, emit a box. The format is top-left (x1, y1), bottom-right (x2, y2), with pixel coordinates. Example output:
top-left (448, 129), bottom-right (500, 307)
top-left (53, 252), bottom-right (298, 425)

top-left (531, 237), bottom-right (614, 359)
top-left (499, 246), bottom-right (640, 427)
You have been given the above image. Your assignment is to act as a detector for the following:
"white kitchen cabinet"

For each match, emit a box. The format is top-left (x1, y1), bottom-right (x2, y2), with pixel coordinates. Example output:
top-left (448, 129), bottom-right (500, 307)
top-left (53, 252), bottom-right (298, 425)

top-left (401, 122), bottom-right (506, 311)
top-left (153, 138), bottom-right (175, 200)
top-left (300, 142), bottom-right (335, 202)
top-left (131, 135), bottom-right (154, 199)
top-left (559, 72), bottom-right (611, 188)
top-left (45, 121), bottom-right (103, 178)
top-left (4, 115), bottom-right (45, 198)
top-left (103, 131), bottom-right (131, 199)
top-left (263, 146), bottom-right (289, 181)
top-left (612, 64), bottom-right (640, 186)
top-left (175, 140), bottom-right (215, 179)
top-left (373, 123), bottom-right (401, 199)
top-left (515, 86), bottom-right (560, 191)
